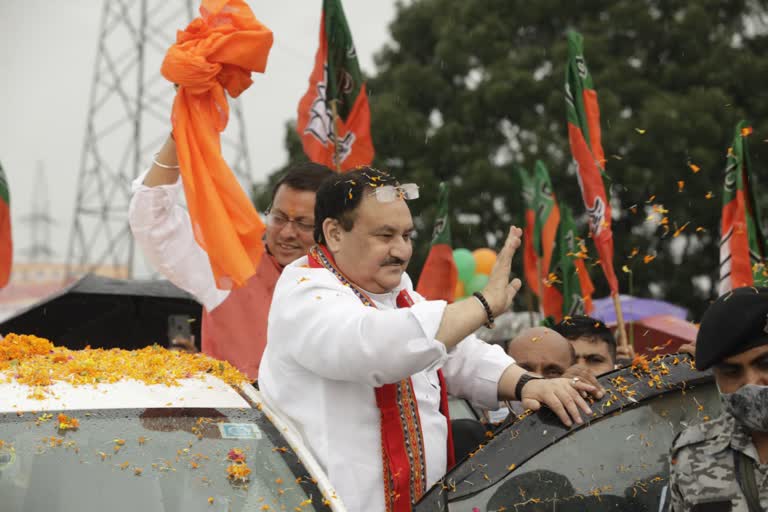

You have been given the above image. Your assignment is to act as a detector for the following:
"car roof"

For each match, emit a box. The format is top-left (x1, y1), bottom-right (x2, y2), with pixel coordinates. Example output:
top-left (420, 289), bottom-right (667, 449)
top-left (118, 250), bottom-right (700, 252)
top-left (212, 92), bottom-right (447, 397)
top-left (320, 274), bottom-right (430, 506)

top-left (0, 337), bottom-right (251, 413)
top-left (0, 373), bottom-right (251, 413)
top-left (415, 353), bottom-right (713, 510)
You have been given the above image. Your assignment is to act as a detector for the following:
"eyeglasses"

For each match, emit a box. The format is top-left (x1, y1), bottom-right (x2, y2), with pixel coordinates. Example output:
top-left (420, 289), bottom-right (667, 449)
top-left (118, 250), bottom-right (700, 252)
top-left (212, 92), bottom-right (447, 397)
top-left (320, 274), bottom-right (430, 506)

top-left (373, 183), bottom-right (420, 203)
top-left (265, 210), bottom-right (315, 233)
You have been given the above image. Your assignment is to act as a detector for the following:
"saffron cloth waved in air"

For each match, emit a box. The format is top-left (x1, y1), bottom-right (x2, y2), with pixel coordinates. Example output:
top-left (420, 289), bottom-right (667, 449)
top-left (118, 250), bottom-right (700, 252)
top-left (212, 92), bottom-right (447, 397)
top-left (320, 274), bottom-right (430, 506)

top-left (161, 0), bottom-right (273, 289)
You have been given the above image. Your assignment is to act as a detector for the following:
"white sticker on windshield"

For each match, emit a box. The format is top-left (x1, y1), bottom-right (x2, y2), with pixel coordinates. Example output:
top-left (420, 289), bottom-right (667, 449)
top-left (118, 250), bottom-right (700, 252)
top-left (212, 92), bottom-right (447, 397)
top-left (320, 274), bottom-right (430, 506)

top-left (218, 423), bottom-right (263, 440)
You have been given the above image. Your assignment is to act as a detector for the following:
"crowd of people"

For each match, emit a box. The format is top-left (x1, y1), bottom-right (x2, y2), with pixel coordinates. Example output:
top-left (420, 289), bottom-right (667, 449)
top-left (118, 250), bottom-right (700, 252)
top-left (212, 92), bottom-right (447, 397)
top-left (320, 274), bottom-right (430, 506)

top-left (129, 144), bottom-right (768, 511)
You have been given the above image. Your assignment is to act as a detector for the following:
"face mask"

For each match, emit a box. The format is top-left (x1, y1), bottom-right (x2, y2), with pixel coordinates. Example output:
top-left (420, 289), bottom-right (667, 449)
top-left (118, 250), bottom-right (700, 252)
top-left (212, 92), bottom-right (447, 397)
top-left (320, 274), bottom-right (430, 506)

top-left (719, 384), bottom-right (768, 432)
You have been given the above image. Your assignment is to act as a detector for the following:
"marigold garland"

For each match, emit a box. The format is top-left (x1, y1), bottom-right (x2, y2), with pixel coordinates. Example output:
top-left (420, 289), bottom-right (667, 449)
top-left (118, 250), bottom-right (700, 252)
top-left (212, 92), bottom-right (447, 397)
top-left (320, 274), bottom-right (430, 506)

top-left (0, 333), bottom-right (54, 362)
top-left (0, 333), bottom-right (247, 394)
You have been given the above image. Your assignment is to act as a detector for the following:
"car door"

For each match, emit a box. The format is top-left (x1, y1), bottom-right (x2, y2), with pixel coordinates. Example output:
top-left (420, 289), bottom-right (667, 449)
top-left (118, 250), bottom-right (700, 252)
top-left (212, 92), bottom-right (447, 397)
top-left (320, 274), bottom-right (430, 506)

top-left (415, 354), bottom-right (720, 512)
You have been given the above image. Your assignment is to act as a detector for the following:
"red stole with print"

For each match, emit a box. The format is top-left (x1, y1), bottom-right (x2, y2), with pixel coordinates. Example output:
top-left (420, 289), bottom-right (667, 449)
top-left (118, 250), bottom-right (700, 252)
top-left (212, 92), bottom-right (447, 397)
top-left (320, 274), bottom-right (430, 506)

top-left (308, 245), bottom-right (455, 511)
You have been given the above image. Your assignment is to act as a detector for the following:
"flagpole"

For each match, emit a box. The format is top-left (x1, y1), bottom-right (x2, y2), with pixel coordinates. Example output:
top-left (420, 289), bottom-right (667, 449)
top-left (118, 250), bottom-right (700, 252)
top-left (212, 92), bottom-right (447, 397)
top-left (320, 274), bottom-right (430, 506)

top-left (330, 100), bottom-right (342, 172)
top-left (611, 293), bottom-right (633, 363)
top-left (536, 260), bottom-right (544, 317)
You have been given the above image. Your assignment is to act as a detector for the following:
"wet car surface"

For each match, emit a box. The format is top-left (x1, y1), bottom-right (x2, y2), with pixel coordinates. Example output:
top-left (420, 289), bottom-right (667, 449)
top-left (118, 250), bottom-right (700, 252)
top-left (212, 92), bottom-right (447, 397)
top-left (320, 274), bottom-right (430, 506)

top-left (0, 405), bottom-right (334, 512)
top-left (0, 339), bottom-right (343, 512)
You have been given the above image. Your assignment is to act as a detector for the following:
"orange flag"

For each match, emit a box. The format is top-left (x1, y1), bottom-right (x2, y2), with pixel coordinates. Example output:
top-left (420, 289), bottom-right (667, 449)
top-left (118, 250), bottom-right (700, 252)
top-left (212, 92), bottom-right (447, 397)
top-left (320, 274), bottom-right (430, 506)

top-left (161, 0), bottom-right (273, 289)
top-left (0, 161), bottom-right (11, 288)
top-left (416, 183), bottom-right (458, 302)
top-left (297, 0), bottom-right (374, 171)
top-left (532, 161), bottom-right (563, 320)
top-left (565, 31), bottom-right (619, 294)
top-left (719, 121), bottom-right (767, 293)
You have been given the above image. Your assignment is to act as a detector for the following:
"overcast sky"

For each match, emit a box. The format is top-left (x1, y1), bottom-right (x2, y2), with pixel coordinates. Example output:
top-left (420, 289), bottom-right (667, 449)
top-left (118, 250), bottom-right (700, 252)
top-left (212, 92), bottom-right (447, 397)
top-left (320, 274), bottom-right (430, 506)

top-left (0, 1), bottom-right (398, 277)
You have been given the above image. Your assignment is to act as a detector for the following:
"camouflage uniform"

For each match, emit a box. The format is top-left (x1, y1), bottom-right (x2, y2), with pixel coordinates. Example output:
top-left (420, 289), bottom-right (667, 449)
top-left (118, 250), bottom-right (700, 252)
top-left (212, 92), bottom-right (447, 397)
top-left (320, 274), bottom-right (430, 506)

top-left (670, 412), bottom-right (768, 511)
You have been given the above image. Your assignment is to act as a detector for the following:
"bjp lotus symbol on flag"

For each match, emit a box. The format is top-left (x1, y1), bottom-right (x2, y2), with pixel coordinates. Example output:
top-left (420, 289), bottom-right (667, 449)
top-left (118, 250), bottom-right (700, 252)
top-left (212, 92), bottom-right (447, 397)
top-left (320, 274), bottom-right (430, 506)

top-left (297, 0), bottom-right (374, 171)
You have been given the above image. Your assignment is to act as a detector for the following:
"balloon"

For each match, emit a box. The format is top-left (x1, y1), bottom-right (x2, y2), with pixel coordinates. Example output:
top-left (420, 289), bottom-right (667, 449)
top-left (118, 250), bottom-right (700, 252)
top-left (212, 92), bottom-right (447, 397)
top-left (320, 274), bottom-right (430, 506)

top-left (453, 248), bottom-right (476, 283)
top-left (454, 280), bottom-right (465, 299)
top-left (473, 248), bottom-right (497, 275)
top-left (465, 273), bottom-right (489, 295)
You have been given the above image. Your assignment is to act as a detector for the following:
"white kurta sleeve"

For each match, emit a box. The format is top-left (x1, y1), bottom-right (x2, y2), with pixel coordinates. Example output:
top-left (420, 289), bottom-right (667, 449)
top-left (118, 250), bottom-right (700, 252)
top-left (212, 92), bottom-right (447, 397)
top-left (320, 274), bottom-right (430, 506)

top-left (271, 274), bottom-right (450, 387)
top-left (441, 335), bottom-right (515, 410)
top-left (128, 169), bottom-right (228, 311)
top-left (405, 288), bottom-right (514, 409)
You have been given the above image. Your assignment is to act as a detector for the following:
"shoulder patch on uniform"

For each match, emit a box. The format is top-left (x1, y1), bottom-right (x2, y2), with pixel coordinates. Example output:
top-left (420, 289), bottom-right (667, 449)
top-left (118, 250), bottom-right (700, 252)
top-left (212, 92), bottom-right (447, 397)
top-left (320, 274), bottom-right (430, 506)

top-left (672, 421), bottom-right (717, 454)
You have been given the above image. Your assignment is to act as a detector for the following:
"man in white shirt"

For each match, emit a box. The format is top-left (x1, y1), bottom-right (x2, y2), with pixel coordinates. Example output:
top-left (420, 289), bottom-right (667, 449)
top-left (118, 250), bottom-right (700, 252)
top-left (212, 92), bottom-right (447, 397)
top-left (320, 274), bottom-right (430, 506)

top-left (129, 135), bottom-right (333, 379)
top-left (259, 167), bottom-right (602, 512)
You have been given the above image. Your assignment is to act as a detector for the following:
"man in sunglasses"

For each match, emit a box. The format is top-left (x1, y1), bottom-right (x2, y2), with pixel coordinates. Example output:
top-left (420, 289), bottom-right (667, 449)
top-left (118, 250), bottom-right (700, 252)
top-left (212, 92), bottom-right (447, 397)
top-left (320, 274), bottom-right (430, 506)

top-left (259, 167), bottom-right (602, 512)
top-left (129, 134), bottom-right (333, 380)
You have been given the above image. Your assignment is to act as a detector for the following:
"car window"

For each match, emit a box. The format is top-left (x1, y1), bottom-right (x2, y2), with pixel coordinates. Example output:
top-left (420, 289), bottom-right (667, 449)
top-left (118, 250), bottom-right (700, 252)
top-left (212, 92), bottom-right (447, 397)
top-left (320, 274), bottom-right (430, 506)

top-left (444, 382), bottom-right (720, 512)
top-left (0, 408), bottom-right (330, 512)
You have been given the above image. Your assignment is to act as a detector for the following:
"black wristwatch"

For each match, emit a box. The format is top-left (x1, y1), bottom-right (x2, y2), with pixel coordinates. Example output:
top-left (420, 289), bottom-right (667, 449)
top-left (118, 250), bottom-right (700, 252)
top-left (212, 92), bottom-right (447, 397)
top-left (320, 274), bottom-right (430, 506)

top-left (514, 372), bottom-right (543, 401)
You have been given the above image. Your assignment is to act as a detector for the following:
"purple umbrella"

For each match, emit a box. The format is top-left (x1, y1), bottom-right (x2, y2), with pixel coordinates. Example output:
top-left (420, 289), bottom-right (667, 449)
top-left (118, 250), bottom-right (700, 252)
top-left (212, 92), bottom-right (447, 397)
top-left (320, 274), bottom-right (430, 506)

top-left (591, 295), bottom-right (688, 324)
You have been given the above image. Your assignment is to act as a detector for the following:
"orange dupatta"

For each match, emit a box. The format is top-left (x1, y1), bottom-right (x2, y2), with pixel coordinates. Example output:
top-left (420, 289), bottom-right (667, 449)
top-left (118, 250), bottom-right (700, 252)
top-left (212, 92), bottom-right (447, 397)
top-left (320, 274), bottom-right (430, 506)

top-left (161, 0), bottom-right (273, 289)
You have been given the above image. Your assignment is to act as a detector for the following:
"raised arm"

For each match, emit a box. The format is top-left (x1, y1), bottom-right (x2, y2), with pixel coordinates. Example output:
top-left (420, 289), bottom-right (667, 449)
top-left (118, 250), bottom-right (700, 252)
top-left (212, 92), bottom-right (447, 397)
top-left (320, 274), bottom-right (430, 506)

top-left (434, 226), bottom-right (523, 349)
top-left (143, 135), bottom-right (180, 186)
top-left (128, 135), bottom-right (228, 311)
top-left (438, 226), bottom-right (600, 427)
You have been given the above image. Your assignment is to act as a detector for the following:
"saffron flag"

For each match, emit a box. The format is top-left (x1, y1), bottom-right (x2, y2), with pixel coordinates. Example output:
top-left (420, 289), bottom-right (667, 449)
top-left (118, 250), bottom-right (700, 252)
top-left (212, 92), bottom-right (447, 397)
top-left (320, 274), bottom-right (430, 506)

top-left (416, 183), bottom-right (458, 302)
top-left (161, 0), bottom-right (273, 289)
top-left (0, 161), bottom-right (11, 288)
top-left (565, 31), bottom-right (619, 294)
top-left (558, 205), bottom-right (595, 317)
top-left (519, 167), bottom-right (540, 294)
top-left (718, 121), bottom-right (767, 294)
top-left (297, 0), bottom-right (374, 171)
top-left (532, 161), bottom-right (563, 320)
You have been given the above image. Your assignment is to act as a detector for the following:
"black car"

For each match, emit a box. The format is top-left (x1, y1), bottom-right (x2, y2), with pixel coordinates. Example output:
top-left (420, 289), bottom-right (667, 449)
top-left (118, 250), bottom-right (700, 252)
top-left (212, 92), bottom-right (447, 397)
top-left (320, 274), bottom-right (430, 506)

top-left (416, 353), bottom-right (718, 512)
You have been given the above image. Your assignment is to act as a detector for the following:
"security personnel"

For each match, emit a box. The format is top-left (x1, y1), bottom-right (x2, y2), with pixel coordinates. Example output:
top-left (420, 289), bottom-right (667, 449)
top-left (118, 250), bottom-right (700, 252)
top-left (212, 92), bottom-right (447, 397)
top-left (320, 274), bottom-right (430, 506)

top-left (670, 286), bottom-right (768, 511)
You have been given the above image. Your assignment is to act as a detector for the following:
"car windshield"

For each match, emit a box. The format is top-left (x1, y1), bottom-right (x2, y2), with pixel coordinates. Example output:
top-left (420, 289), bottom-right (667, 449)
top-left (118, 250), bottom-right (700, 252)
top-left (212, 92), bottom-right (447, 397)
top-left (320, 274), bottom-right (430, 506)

top-left (442, 382), bottom-right (720, 511)
top-left (0, 407), bottom-right (329, 512)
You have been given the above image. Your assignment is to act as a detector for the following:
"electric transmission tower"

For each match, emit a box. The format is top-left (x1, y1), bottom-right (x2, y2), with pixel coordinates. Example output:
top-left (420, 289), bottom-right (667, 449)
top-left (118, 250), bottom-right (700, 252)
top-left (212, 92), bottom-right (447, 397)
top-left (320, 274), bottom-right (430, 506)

top-left (67, 0), bottom-right (254, 279)
top-left (20, 162), bottom-right (55, 262)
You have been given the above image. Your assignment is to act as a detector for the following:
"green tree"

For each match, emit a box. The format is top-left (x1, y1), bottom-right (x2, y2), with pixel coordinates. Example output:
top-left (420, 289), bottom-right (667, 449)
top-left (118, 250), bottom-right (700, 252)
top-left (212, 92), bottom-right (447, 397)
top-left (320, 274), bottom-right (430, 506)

top-left (265, 0), bottom-right (768, 319)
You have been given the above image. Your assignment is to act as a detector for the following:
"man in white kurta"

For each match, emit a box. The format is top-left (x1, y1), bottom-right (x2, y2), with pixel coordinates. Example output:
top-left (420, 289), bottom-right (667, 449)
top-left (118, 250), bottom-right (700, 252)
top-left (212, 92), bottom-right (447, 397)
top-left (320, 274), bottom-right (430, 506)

top-left (259, 264), bottom-right (511, 510)
top-left (259, 167), bottom-right (598, 512)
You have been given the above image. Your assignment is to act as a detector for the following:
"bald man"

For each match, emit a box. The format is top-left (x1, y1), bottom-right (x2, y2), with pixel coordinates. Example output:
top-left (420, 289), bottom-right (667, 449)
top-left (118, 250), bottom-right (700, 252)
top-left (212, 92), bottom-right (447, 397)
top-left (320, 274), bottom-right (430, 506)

top-left (506, 327), bottom-right (576, 378)
top-left (483, 327), bottom-right (604, 424)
